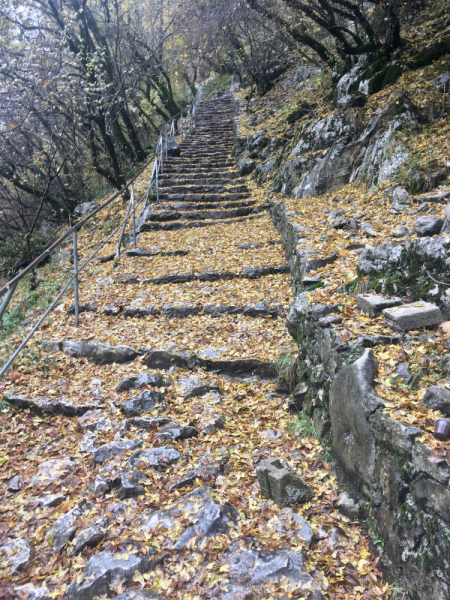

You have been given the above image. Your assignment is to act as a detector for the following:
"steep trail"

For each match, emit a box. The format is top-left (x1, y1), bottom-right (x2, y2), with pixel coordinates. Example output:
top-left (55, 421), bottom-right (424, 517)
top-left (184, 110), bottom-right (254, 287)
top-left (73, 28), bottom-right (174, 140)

top-left (1, 95), bottom-right (386, 600)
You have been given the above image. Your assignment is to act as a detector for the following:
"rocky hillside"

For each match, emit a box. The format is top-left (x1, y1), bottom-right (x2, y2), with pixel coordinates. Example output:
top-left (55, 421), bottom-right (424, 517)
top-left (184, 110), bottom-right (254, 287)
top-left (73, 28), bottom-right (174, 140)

top-left (229, 7), bottom-right (450, 600)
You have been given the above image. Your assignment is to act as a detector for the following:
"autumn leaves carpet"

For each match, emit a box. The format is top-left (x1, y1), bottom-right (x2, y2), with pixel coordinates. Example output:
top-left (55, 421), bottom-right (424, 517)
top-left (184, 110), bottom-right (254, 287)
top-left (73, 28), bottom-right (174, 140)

top-left (0, 95), bottom-right (386, 600)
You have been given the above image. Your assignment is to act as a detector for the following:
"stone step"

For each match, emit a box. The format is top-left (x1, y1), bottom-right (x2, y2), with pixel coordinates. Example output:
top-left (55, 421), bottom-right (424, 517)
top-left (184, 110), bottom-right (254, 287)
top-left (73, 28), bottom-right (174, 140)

top-left (158, 192), bottom-right (251, 202)
top-left (159, 177), bottom-right (246, 187)
top-left (142, 204), bottom-right (268, 223)
top-left (139, 208), bottom-right (268, 230)
top-left (111, 263), bottom-right (289, 286)
top-left (164, 162), bottom-right (234, 170)
top-left (181, 151), bottom-right (231, 157)
top-left (159, 198), bottom-right (258, 211)
top-left (40, 340), bottom-right (276, 377)
top-left (161, 170), bottom-right (236, 178)
top-left (160, 184), bottom-right (249, 195)
top-left (64, 302), bottom-right (283, 320)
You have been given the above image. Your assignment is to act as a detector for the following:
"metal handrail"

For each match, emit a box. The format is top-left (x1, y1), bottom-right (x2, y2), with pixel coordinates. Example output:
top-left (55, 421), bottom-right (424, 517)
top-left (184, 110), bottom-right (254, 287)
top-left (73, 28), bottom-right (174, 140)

top-left (0, 85), bottom-right (202, 377)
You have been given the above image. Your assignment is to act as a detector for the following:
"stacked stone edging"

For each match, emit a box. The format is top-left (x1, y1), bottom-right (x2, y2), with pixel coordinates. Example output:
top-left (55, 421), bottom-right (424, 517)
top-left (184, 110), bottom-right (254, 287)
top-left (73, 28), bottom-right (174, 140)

top-left (271, 201), bottom-right (450, 600)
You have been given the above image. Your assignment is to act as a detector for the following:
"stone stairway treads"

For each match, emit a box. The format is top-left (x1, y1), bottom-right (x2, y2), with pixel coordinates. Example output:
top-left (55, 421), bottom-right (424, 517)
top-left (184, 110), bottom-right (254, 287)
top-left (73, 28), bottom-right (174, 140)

top-left (1, 93), bottom-right (383, 600)
top-left (67, 274), bottom-right (291, 318)
top-left (38, 311), bottom-right (291, 368)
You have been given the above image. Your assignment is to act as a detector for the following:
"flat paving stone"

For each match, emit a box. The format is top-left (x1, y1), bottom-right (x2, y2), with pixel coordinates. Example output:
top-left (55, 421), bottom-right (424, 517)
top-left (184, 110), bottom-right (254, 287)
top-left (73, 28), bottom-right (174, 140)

top-left (357, 293), bottom-right (402, 317)
top-left (383, 301), bottom-right (443, 331)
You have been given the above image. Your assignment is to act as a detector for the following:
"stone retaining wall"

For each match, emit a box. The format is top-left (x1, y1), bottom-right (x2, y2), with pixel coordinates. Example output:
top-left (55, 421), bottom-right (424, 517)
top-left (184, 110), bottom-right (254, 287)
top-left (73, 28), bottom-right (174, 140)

top-left (271, 201), bottom-right (450, 600)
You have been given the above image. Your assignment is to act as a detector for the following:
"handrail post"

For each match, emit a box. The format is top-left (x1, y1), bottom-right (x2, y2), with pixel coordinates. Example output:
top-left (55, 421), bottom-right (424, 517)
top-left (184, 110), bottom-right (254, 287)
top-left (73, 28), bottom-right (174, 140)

top-left (156, 157), bottom-right (159, 202)
top-left (131, 184), bottom-right (136, 248)
top-left (73, 229), bottom-right (79, 327)
top-left (116, 199), bottom-right (132, 259)
top-left (0, 282), bottom-right (18, 321)
top-left (165, 123), bottom-right (168, 159)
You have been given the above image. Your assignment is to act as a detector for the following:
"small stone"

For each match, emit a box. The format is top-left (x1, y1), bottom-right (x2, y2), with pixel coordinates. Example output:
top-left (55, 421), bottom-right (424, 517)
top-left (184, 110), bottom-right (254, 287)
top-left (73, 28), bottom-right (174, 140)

top-left (77, 411), bottom-right (112, 433)
top-left (30, 457), bottom-right (77, 486)
top-left (66, 549), bottom-right (162, 600)
top-left (237, 242), bottom-right (260, 249)
top-left (0, 538), bottom-right (32, 572)
top-left (123, 305), bottom-right (158, 317)
top-left (121, 390), bottom-right (165, 417)
top-left (114, 592), bottom-right (167, 600)
top-left (79, 431), bottom-right (98, 453)
top-left (126, 248), bottom-right (155, 257)
top-left (92, 439), bottom-right (143, 463)
top-left (330, 217), bottom-right (349, 229)
top-left (61, 341), bottom-right (139, 365)
top-left (155, 424), bottom-right (198, 442)
top-left (261, 429), bottom-right (282, 440)
top-left (391, 186), bottom-right (410, 213)
top-left (421, 386), bottom-right (450, 416)
top-left (336, 492), bottom-right (360, 519)
top-left (302, 276), bottom-right (323, 286)
top-left (140, 486), bottom-right (238, 551)
top-left (417, 202), bottom-right (429, 213)
top-left (383, 301), bottom-right (443, 331)
top-left (127, 416), bottom-right (172, 429)
top-left (87, 476), bottom-right (111, 496)
top-left (112, 470), bottom-right (148, 499)
top-left (169, 452), bottom-right (225, 491)
top-left (394, 362), bottom-right (411, 383)
top-left (198, 413), bottom-right (226, 436)
top-left (360, 222), bottom-right (377, 237)
top-left (218, 540), bottom-right (322, 599)
top-left (47, 500), bottom-right (93, 551)
top-left (433, 73), bottom-right (450, 93)
top-left (357, 294), bottom-right (402, 317)
top-left (116, 373), bottom-right (166, 392)
top-left (37, 494), bottom-right (66, 508)
top-left (440, 353), bottom-right (450, 375)
top-left (8, 475), bottom-right (23, 492)
top-left (392, 225), bottom-right (414, 237)
top-left (126, 446), bottom-right (181, 470)
top-left (14, 583), bottom-right (49, 600)
top-left (409, 368), bottom-right (423, 390)
top-left (177, 375), bottom-right (220, 399)
top-left (256, 457), bottom-right (314, 506)
top-left (144, 348), bottom-right (196, 370)
top-left (414, 215), bottom-right (444, 237)
top-left (70, 519), bottom-right (108, 555)
top-left (318, 315), bottom-right (342, 327)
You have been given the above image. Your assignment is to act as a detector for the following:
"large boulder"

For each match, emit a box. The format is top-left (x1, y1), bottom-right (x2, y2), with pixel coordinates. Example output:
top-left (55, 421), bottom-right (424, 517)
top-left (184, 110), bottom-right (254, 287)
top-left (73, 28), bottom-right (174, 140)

top-left (329, 349), bottom-right (383, 486)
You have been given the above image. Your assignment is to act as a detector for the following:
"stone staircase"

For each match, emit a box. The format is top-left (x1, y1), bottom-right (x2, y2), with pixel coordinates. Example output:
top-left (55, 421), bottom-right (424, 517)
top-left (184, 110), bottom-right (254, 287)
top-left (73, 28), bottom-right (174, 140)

top-left (2, 94), bottom-right (377, 600)
top-left (139, 96), bottom-right (269, 231)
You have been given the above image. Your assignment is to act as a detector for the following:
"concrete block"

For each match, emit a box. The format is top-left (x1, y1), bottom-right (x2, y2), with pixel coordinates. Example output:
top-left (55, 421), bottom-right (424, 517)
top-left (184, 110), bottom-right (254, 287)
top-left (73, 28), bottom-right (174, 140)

top-left (383, 301), bottom-right (443, 331)
top-left (357, 294), bottom-right (402, 317)
top-left (256, 457), bottom-right (314, 506)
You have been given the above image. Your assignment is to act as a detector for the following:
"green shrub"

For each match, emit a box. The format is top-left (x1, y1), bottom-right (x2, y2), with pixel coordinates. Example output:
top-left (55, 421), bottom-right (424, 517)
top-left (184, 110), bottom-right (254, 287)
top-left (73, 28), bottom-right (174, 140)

top-left (0, 228), bottom-right (58, 272)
